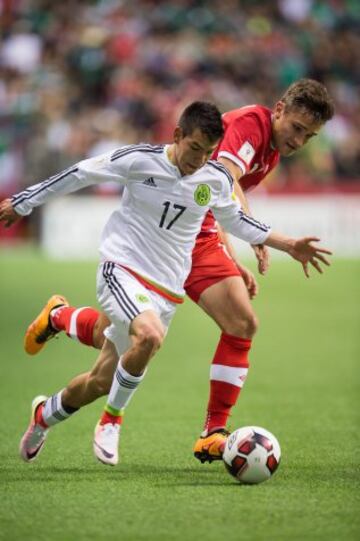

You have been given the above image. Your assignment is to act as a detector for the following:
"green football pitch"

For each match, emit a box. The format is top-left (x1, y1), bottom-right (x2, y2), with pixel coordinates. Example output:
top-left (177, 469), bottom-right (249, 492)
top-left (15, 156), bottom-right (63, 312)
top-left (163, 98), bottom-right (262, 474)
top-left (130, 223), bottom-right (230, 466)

top-left (0, 249), bottom-right (359, 541)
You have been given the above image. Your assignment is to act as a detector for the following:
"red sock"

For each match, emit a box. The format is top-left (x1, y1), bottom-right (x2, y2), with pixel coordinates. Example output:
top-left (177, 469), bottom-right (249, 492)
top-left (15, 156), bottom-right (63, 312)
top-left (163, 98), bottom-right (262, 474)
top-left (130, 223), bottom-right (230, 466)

top-left (50, 306), bottom-right (100, 347)
top-left (204, 332), bottom-right (251, 433)
top-left (35, 403), bottom-right (48, 429)
top-left (100, 411), bottom-right (123, 426)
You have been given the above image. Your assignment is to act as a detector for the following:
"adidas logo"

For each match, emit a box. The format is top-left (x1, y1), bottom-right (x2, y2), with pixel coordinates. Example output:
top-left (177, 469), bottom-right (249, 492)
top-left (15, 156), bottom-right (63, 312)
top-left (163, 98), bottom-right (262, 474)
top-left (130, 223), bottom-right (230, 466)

top-left (143, 177), bottom-right (157, 187)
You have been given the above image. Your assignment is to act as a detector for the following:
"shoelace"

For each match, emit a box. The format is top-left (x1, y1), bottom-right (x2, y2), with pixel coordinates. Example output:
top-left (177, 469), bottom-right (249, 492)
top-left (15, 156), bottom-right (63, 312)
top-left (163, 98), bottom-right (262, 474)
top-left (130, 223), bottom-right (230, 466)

top-left (36, 326), bottom-right (58, 344)
top-left (217, 429), bottom-right (231, 437)
top-left (36, 303), bottom-right (65, 344)
top-left (206, 428), bottom-right (230, 438)
top-left (102, 424), bottom-right (119, 436)
top-left (32, 424), bottom-right (47, 437)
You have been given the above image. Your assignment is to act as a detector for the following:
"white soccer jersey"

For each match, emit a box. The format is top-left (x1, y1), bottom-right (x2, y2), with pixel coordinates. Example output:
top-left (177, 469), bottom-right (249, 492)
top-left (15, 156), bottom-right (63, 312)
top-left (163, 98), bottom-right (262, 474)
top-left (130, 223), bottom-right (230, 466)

top-left (12, 144), bottom-right (271, 297)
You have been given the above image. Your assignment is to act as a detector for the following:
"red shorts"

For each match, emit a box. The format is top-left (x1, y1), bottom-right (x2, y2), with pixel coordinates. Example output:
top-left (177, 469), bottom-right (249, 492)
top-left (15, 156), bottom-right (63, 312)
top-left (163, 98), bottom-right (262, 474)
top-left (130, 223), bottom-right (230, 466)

top-left (184, 233), bottom-right (242, 303)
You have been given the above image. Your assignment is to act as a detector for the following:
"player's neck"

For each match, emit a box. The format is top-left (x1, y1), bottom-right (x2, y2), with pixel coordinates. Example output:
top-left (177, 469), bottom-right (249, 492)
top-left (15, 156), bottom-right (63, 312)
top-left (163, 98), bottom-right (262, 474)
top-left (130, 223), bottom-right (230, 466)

top-left (166, 144), bottom-right (177, 166)
top-left (166, 144), bottom-right (184, 175)
top-left (270, 114), bottom-right (277, 150)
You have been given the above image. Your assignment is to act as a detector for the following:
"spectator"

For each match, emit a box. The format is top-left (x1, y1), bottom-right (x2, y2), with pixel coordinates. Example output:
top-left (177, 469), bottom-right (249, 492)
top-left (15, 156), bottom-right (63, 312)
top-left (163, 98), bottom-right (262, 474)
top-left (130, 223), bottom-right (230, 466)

top-left (0, 0), bottom-right (358, 208)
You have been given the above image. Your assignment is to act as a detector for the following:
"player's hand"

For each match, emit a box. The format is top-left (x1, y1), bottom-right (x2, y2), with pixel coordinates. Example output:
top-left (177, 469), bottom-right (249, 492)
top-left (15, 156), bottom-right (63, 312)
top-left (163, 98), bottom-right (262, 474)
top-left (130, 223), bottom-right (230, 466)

top-left (237, 262), bottom-right (259, 299)
top-left (288, 237), bottom-right (332, 277)
top-left (0, 198), bottom-right (20, 228)
top-left (251, 244), bottom-right (270, 275)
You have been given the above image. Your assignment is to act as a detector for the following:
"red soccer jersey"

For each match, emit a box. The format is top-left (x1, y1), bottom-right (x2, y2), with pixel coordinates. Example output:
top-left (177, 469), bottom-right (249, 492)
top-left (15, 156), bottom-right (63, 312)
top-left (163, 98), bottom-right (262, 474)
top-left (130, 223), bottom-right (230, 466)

top-left (200, 105), bottom-right (280, 236)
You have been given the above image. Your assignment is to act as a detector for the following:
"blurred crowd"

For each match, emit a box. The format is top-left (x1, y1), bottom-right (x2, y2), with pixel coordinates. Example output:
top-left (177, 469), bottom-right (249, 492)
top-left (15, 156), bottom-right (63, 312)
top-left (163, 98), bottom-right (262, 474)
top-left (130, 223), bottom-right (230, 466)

top-left (0, 0), bottom-right (359, 202)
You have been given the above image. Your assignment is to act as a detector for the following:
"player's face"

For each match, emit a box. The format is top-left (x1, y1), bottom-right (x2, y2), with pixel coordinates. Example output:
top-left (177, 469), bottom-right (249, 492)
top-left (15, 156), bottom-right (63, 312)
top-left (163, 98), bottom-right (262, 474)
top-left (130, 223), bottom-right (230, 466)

top-left (173, 127), bottom-right (219, 176)
top-left (272, 101), bottom-right (324, 157)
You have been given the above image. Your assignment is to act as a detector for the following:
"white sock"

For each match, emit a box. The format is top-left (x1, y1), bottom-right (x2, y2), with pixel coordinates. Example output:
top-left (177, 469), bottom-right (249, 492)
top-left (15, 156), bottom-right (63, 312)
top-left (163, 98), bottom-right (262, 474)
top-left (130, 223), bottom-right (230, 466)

top-left (42, 390), bottom-right (78, 427)
top-left (106, 358), bottom-right (146, 411)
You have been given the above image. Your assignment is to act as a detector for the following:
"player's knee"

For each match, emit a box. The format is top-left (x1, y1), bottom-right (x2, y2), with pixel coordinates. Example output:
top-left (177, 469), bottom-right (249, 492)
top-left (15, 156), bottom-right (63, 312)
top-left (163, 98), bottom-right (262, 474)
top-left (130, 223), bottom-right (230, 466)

top-left (245, 312), bottom-right (259, 336)
top-left (136, 324), bottom-right (165, 354)
top-left (226, 311), bottom-right (259, 338)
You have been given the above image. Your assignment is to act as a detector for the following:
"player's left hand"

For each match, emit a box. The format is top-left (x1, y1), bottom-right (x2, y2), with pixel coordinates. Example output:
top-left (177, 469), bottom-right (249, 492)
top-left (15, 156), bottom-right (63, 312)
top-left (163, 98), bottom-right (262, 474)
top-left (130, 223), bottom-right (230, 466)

top-left (0, 198), bottom-right (20, 227)
top-left (252, 244), bottom-right (270, 275)
top-left (237, 262), bottom-right (259, 299)
top-left (288, 237), bottom-right (332, 277)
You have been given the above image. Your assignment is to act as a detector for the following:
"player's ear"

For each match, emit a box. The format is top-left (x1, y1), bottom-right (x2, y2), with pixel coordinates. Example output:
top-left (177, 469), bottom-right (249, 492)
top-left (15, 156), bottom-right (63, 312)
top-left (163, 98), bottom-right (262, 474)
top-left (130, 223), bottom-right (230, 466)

top-left (173, 126), bottom-right (183, 143)
top-left (274, 101), bottom-right (285, 119)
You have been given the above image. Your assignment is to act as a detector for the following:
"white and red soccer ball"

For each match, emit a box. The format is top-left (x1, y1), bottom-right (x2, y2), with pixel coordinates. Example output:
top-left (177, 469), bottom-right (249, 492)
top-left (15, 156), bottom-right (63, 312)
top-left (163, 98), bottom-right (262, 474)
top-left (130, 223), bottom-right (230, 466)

top-left (222, 426), bottom-right (281, 484)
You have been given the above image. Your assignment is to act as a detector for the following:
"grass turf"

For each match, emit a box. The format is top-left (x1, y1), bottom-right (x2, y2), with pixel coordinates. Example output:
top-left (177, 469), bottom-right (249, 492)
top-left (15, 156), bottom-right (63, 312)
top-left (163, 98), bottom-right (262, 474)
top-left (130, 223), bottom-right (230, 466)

top-left (0, 249), bottom-right (359, 541)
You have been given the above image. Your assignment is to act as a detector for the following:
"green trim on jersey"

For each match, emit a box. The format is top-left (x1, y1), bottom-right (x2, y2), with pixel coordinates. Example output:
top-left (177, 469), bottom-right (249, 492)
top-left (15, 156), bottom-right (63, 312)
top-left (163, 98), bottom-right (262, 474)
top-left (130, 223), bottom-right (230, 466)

top-left (136, 272), bottom-right (185, 302)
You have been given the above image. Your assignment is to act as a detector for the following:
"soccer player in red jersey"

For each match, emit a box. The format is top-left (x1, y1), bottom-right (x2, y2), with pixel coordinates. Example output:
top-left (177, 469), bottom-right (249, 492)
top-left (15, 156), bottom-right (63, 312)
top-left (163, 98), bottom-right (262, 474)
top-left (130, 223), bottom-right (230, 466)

top-left (17, 79), bottom-right (335, 462)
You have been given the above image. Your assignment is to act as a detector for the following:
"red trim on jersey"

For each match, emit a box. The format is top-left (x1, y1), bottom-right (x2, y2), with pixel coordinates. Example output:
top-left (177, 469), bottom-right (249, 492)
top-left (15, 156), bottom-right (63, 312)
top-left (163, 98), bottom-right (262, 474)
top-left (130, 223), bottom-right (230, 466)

top-left (119, 265), bottom-right (184, 304)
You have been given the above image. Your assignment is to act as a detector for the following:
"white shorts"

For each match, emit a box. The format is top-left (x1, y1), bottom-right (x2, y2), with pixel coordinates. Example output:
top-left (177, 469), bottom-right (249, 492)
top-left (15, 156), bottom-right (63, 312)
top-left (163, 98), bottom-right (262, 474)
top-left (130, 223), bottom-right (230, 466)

top-left (96, 261), bottom-right (177, 355)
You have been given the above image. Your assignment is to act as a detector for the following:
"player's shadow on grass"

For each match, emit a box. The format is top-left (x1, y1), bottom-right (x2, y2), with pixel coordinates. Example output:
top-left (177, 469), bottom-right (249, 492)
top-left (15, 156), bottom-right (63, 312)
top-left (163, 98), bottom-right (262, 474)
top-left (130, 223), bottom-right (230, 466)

top-left (3, 465), bottom-right (116, 482)
top-left (120, 464), bottom-right (233, 486)
top-left (5, 463), bottom-right (232, 485)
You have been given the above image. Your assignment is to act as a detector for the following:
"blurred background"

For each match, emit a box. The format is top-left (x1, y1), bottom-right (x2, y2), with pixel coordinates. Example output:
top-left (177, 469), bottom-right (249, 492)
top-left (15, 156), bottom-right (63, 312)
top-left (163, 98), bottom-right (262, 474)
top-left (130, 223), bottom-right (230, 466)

top-left (0, 0), bottom-right (359, 253)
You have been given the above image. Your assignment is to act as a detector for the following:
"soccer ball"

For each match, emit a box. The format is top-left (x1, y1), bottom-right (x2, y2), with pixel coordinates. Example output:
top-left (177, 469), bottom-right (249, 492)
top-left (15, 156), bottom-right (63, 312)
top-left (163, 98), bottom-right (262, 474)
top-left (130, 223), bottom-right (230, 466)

top-left (222, 426), bottom-right (281, 484)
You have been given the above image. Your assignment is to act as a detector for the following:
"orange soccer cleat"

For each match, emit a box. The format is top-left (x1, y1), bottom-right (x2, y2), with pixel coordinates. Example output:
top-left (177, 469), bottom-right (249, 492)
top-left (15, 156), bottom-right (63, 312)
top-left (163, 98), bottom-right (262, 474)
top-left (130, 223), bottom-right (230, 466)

top-left (24, 294), bottom-right (69, 355)
top-left (193, 428), bottom-right (230, 463)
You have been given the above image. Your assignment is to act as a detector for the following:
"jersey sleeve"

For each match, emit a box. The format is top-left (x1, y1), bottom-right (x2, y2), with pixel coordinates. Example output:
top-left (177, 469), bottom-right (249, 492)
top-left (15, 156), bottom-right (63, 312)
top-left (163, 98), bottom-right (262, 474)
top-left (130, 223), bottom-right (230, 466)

top-left (211, 173), bottom-right (271, 245)
top-left (217, 114), bottom-right (262, 175)
top-left (11, 147), bottom-right (137, 216)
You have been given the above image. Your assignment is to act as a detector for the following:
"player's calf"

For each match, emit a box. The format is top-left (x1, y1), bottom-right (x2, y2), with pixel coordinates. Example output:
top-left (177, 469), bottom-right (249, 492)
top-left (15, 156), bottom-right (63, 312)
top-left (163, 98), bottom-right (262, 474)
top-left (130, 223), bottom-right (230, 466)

top-left (92, 312), bottom-right (109, 349)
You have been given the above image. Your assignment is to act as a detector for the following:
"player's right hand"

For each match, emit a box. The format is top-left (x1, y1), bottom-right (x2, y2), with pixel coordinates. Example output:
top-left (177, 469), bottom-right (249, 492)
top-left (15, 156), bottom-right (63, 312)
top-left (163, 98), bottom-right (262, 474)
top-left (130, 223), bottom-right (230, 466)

top-left (252, 244), bottom-right (270, 275)
top-left (237, 263), bottom-right (259, 299)
top-left (0, 198), bottom-right (21, 227)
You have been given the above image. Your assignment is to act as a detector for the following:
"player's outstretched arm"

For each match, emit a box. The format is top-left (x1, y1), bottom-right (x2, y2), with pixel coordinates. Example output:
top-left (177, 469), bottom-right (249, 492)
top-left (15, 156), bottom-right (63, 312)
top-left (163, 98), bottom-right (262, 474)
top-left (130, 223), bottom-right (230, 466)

top-left (0, 150), bottom-right (133, 221)
top-left (217, 223), bottom-right (258, 298)
top-left (0, 199), bottom-right (22, 228)
top-left (224, 159), bottom-right (271, 276)
top-left (200, 184), bottom-right (331, 278)
top-left (264, 233), bottom-right (332, 277)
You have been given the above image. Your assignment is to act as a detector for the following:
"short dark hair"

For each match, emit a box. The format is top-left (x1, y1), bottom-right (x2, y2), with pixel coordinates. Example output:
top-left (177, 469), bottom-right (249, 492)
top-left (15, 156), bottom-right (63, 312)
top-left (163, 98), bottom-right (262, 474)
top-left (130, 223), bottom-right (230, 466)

top-left (178, 101), bottom-right (224, 142)
top-left (281, 79), bottom-right (335, 123)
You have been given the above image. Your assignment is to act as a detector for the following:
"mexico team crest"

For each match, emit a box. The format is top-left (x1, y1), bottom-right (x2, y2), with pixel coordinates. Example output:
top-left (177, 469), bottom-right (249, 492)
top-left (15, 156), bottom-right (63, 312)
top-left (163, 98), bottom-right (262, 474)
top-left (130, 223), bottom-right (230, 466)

top-left (194, 184), bottom-right (211, 206)
top-left (135, 293), bottom-right (150, 303)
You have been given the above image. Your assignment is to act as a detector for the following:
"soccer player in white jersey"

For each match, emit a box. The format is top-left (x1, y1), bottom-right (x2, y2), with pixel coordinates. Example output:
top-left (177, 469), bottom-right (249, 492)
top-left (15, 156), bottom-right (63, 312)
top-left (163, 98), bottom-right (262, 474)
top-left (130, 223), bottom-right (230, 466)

top-left (0, 101), bottom-right (331, 465)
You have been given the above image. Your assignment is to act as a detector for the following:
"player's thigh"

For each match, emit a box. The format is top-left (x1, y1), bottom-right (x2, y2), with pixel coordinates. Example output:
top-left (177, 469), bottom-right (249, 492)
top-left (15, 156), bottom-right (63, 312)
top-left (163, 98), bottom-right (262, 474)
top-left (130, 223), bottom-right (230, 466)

top-left (97, 262), bottom-right (152, 327)
top-left (128, 292), bottom-right (176, 349)
top-left (198, 275), bottom-right (256, 331)
top-left (129, 309), bottom-right (165, 341)
top-left (97, 262), bottom-right (174, 353)
top-left (185, 238), bottom-right (241, 303)
top-left (97, 262), bottom-right (155, 352)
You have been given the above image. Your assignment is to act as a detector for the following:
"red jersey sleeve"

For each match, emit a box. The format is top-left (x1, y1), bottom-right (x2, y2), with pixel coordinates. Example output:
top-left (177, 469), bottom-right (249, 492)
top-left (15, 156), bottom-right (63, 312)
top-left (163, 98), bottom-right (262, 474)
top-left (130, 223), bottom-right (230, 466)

top-left (216, 113), bottom-right (263, 175)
